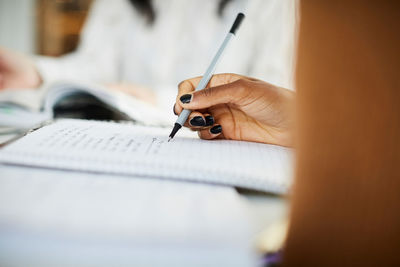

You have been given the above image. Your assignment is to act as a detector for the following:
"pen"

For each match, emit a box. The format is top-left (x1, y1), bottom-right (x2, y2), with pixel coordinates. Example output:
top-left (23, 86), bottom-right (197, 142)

top-left (168, 12), bottom-right (245, 141)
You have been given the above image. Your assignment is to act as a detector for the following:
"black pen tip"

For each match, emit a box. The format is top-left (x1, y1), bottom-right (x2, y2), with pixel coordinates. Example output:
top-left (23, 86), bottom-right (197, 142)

top-left (168, 123), bottom-right (182, 141)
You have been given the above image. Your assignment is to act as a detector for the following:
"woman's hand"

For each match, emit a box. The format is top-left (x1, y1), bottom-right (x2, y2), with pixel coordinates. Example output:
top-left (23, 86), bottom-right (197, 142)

top-left (0, 47), bottom-right (42, 90)
top-left (174, 73), bottom-right (294, 146)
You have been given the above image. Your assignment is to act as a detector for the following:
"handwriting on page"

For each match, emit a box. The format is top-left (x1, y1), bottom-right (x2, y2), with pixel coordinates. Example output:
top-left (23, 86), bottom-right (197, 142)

top-left (0, 119), bottom-right (292, 193)
top-left (35, 124), bottom-right (169, 155)
top-left (146, 138), bottom-right (166, 154)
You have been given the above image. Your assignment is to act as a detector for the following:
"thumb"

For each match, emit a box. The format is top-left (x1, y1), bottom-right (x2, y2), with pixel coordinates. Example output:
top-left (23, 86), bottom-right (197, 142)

top-left (179, 80), bottom-right (243, 110)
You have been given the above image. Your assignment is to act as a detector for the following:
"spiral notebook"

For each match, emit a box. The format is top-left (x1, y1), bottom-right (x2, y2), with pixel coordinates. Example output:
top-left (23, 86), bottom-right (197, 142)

top-left (0, 119), bottom-right (292, 194)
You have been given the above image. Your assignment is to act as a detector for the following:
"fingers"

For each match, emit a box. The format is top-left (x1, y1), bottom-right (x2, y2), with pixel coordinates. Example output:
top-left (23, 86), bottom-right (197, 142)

top-left (178, 73), bottom-right (243, 96)
top-left (179, 79), bottom-right (248, 111)
top-left (187, 112), bottom-right (214, 128)
top-left (187, 111), bottom-right (206, 128)
top-left (177, 77), bottom-right (202, 96)
top-left (175, 73), bottom-right (245, 114)
top-left (173, 74), bottom-right (250, 141)
top-left (198, 124), bottom-right (224, 140)
top-left (174, 105), bottom-right (224, 140)
top-left (175, 78), bottom-right (200, 115)
top-left (188, 107), bottom-right (226, 140)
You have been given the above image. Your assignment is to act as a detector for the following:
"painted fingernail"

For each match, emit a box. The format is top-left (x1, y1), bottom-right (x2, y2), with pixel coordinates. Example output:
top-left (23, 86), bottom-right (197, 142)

top-left (205, 115), bottom-right (214, 126)
top-left (210, 125), bottom-right (222, 134)
top-left (173, 103), bottom-right (178, 115)
top-left (180, 94), bottom-right (192, 104)
top-left (189, 116), bottom-right (206, 126)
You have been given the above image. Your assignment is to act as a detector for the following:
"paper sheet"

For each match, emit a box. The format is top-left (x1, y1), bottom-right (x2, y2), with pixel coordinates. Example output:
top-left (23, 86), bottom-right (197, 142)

top-left (0, 119), bottom-right (292, 193)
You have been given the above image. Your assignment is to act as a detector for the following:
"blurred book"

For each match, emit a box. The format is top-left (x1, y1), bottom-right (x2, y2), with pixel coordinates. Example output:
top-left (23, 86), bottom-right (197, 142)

top-left (0, 82), bottom-right (173, 130)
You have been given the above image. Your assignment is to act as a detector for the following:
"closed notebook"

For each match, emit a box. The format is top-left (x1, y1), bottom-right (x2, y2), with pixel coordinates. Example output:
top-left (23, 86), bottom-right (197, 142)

top-left (0, 119), bottom-right (292, 194)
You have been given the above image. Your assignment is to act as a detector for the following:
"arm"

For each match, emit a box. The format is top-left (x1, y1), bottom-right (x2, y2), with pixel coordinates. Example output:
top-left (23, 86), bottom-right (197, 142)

top-left (0, 0), bottom-right (132, 90)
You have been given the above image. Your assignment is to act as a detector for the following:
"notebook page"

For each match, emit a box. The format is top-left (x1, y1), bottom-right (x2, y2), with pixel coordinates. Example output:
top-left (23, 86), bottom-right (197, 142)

top-left (0, 119), bottom-right (292, 193)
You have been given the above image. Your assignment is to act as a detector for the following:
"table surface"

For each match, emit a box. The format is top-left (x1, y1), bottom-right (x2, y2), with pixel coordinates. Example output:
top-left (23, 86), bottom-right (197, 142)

top-left (0, 131), bottom-right (287, 225)
top-left (0, 131), bottom-right (288, 262)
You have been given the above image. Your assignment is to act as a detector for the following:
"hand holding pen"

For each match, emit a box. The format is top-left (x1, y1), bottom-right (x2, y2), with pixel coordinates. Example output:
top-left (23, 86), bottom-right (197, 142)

top-left (173, 73), bottom-right (294, 147)
top-left (170, 13), bottom-right (294, 147)
top-left (168, 13), bottom-right (245, 141)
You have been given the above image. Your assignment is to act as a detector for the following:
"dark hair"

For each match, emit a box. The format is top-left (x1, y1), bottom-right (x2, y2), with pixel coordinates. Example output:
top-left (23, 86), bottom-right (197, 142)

top-left (128, 0), bottom-right (232, 25)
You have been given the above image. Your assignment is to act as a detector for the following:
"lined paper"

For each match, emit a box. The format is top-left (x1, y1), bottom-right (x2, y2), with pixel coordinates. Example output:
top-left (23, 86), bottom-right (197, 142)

top-left (0, 119), bottom-right (292, 193)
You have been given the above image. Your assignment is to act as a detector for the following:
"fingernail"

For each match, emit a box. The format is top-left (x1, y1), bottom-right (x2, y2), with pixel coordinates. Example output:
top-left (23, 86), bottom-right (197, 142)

top-left (205, 115), bottom-right (214, 126)
top-left (180, 94), bottom-right (192, 104)
top-left (189, 116), bottom-right (206, 126)
top-left (173, 103), bottom-right (177, 115)
top-left (210, 125), bottom-right (222, 134)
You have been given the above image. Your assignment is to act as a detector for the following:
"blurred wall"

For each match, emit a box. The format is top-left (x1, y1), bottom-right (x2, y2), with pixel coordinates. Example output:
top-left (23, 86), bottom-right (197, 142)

top-left (0, 0), bottom-right (36, 54)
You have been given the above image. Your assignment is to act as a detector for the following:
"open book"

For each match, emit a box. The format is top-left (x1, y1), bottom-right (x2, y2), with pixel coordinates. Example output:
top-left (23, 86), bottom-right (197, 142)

top-left (0, 82), bottom-right (172, 130)
top-left (0, 119), bottom-right (292, 194)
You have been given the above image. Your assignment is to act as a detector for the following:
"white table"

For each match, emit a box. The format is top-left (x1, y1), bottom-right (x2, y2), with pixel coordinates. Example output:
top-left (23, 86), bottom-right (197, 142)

top-left (0, 131), bottom-right (287, 266)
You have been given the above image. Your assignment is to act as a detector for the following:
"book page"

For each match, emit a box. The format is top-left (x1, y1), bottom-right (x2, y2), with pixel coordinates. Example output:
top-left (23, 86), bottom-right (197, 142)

top-left (0, 119), bottom-right (292, 193)
top-left (0, 86), bottom-right (49, 129)
top-left (44, 82), bottom-right (174, 126)
top-left (0, 87), bottom-right (44, 111)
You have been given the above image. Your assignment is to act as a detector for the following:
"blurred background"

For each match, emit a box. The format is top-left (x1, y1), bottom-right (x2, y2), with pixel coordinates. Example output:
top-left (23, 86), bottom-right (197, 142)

top-left (0, 1), bottom-right (294, 266)
top-left (0, 0), bottom-right (91, 56)
top-left (0, 0), bottom-right (296, 129)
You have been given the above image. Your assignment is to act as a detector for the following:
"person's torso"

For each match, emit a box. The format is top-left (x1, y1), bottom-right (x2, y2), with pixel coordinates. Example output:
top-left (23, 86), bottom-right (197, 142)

top-left (115, 0), bottom-right (294, 90)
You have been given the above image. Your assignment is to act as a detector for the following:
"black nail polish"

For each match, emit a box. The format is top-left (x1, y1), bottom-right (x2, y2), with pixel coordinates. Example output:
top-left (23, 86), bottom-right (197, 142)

top-left (189, 116), bottom-right (206, 126)
top-left (173, 103), bottom-right (178, 115)
top-left (205, 115), bottom-right (214, 126)
top-left (180, 94), bottom-right (192, 104)
top-left (210, 125), bottom-right (222, 134)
